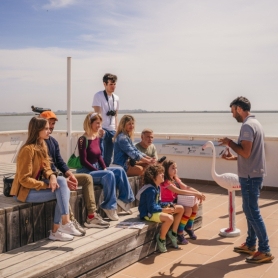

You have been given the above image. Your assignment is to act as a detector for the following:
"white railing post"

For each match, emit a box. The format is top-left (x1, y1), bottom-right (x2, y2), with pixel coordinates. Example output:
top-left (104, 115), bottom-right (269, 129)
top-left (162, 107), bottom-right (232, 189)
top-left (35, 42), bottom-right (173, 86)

top-left (66, 57), bottom-right (72, 161)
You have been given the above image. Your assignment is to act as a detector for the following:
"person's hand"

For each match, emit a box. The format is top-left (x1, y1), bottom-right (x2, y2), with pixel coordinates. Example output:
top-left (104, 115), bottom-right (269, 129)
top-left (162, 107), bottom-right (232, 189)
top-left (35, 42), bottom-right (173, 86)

top-left (218, 137), bottom-right (231, 147)
top-left (162, 207), bottom-right (175, 214)
top-left (98, 128), bottom-right (105, 138)
top-left (48, 174), bottom-right (59, 192)
top-left (222, 148), bottom-right (236, 160)
top-left (67, 175), bottom-right (78, 190)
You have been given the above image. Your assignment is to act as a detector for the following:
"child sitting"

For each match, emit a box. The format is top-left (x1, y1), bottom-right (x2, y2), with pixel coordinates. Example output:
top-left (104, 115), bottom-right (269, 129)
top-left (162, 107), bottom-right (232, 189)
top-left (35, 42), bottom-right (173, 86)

top-left (136, 165), bottom-right (184, 253)
top-left (161, 160), bottom-right (206, 244)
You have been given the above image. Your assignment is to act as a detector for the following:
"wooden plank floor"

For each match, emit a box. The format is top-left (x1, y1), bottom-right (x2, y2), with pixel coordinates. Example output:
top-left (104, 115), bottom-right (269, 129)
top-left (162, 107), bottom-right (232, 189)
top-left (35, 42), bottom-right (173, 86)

top-left (110, 183), bottom-right (278, 278)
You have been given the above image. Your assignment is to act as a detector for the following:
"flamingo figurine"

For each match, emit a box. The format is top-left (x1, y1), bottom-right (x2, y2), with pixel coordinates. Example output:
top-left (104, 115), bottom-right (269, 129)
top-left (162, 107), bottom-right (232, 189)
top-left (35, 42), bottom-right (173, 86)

top-left (202, 141), bottom-right (241, 237)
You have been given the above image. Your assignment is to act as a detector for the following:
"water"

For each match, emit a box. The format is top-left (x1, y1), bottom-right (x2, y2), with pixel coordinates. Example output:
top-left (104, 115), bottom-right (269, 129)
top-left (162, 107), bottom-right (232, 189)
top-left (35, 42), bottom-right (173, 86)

top-left (1, 113), bottom-right (278, 136)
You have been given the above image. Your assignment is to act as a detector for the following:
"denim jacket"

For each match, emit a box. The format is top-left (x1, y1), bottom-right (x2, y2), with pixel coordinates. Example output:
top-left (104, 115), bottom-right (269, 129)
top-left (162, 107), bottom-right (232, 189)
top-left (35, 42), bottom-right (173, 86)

top-left (113, 132), bottom-right (145, 171)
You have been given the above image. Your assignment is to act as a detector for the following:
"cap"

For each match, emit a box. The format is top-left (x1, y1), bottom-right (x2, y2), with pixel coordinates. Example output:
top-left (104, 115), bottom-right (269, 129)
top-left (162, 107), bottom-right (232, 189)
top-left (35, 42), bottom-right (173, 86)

top-left (40, 111), bottom-right (58, 121)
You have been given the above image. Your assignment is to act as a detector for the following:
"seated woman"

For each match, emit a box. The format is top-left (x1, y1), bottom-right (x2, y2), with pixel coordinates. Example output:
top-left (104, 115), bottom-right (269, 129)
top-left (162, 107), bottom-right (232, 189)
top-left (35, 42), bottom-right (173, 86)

top-left (76, 112), bottom-right (135, 221)
top-left (11, 117), bottom-right (81, 241)
top-left (113, 115), bottom-right (155, 177)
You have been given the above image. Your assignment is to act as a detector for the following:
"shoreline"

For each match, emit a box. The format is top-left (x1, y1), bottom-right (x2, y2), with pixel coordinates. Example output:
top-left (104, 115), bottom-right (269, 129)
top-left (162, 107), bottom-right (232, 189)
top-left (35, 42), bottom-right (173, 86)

top-left (1, 110), bottom-right (278, 116)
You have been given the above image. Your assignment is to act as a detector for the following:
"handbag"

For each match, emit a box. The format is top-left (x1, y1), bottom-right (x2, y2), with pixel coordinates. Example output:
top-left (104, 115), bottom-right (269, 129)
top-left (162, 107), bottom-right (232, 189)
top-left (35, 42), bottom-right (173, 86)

top-left (177, 195), bottom-right (199, 207)
top-left (3, 173), bottom-right (15, 197)
top-left (67, 137), bottom-right (88, 169)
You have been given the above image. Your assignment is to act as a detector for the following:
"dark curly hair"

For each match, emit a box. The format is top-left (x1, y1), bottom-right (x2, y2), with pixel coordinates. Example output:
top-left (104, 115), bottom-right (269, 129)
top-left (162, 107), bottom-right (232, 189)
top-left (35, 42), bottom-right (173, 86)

top-left (143, 165), bottom-right (164, 185)
top-left (162, 159), bottom-right (176, 181)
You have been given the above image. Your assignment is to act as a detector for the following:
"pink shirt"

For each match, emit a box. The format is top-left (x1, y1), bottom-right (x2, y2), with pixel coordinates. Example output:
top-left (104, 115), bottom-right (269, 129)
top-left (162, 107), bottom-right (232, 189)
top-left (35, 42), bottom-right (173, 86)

top-left (160, 177), bottom-right (182, 202)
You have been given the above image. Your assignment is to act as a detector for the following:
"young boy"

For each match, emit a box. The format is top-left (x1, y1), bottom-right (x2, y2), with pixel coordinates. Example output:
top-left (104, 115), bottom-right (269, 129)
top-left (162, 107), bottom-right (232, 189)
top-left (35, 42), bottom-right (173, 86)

top-left (136, 165), bottom-right (184, 253)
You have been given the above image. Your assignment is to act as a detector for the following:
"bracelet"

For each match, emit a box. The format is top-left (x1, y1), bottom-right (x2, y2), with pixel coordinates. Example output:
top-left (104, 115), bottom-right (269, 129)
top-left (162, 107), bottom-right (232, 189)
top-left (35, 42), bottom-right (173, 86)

top-left (228, 140), bottom-right (232, 147)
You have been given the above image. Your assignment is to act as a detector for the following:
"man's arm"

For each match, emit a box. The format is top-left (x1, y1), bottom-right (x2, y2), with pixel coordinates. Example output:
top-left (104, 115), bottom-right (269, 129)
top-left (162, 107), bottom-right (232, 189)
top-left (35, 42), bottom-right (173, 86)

top-left (93, 106), bottom-right (101, 113)
top-left (219, 138), bottom-right (252, 159)
top-left (115, 111), bottom-right (118, 129)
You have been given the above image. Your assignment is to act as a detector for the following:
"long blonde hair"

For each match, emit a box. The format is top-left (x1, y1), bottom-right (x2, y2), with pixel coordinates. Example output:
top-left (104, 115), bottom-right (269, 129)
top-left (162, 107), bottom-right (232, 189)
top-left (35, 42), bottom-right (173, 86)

top-left (114, 115), bottom-right (135, 141)
top-left (20, 116), bottom-right (50, 166)
top-left (83, 112), bottom-right (102, 134)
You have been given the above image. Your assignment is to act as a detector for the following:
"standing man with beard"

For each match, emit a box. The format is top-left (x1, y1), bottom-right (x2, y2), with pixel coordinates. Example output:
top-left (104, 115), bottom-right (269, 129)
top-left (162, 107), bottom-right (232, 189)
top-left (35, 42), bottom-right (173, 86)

top-left (40, 111), bottom-right (110, 233)
top-left (219, 96), bottom-right (274, 264)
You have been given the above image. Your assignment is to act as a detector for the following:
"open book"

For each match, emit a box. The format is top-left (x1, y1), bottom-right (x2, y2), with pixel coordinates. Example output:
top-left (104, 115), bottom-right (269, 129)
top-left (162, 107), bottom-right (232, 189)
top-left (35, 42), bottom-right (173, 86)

top-left (116, 222), bottom-right (145, 229)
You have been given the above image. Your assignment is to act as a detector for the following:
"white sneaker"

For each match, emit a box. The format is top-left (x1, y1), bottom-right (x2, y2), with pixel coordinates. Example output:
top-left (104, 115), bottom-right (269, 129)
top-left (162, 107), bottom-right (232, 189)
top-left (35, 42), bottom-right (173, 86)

top-left (59, 222), bottom-right (82, 236)
top-left (49, 230), bottom-right (74, 241)
top-left (102, 208), bottom-right (119, 221)
top-left (84, 213), bottom-right (110, 228)
top-left (117, 199), bottom-right (133, 214)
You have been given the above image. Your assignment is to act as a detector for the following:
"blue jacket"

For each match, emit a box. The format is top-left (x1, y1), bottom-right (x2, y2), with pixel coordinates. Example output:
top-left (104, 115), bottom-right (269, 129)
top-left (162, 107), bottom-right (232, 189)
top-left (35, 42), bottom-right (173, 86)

top-left (45, 136), bottom-right (69, 174)
top-left (138, 184), bottom-right (162, 219)
top-left (113, 132), bottom-right (145, 171)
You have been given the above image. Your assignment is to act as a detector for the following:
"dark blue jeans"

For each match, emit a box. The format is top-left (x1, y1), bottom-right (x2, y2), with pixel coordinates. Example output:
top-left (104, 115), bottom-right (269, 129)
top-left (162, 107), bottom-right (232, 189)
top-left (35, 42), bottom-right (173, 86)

top-left (239, 176), bottom-right (270, 253)
top-left (100, 128), bottom-right (116, 167)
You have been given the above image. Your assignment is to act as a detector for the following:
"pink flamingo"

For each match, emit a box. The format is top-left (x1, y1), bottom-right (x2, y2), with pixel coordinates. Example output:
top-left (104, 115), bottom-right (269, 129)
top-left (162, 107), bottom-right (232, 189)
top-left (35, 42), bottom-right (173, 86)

top-left (202, 141), bottom-right (241, 237)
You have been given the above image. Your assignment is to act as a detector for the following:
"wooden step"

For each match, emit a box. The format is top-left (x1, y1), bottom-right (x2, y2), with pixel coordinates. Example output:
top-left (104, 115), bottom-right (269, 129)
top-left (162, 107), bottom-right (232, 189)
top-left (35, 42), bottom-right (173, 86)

top-left (0, 207), bottom-right (203, 278)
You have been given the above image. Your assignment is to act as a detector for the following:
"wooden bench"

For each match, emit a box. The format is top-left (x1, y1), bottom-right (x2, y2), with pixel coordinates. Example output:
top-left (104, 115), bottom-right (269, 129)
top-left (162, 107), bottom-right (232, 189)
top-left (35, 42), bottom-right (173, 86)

top-left (0, 176), bottom-right (203, 277)
top-left (0, 208), bottom-right (203, 278)
top-left (0, 176), bottom-right (141, 253)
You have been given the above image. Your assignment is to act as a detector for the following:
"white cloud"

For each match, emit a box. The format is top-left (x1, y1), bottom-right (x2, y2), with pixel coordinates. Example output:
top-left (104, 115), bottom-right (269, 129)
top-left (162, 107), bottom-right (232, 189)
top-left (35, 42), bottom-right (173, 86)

top-left (43, 0), bottom-right (78, 9)
top-left (1, 0), bottom-right (278, 113)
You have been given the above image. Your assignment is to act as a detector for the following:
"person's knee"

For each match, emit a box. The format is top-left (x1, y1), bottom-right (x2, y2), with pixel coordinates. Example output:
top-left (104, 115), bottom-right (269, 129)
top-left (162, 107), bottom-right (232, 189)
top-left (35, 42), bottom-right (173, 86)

top-left (174, 205), bottom-right (184, 214)
top-left (161, 213), bottom-right (174, 223)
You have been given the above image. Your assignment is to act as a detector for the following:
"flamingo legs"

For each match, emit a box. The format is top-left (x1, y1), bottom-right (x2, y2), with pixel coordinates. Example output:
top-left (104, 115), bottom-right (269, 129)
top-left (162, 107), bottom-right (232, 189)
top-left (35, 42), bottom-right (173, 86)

top-left (219, 190), bottom-right (240, 237)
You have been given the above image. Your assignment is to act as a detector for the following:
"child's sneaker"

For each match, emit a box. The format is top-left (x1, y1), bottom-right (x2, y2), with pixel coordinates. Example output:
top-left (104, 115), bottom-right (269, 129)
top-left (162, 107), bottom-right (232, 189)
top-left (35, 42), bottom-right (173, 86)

top-left (246, 251), bottom-right (274, 263)
top-left (184, 227), bottom-right (197, 240)
top-left (59, 222), bottom-right (82, 236)
top-left (72, 219), bottom-right (86, 236)
top-left (156, 233), bottom-right (167, 253)
top-left (234, 243), bottom-right (256, 255)
top-left (49, 230), bottom-right (74, 241)
top-left (167, 230), bottom-right (178, 249)
top-left (84, 213), bottom-right (110, 228)
top-left (177, 234), bottom-right (189, 245)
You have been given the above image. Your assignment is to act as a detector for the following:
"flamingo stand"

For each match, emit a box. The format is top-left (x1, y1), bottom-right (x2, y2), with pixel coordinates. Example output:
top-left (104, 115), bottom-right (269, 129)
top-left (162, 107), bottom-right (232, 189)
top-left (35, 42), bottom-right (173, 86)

top-left (219, 190), bottom-right (241, 237)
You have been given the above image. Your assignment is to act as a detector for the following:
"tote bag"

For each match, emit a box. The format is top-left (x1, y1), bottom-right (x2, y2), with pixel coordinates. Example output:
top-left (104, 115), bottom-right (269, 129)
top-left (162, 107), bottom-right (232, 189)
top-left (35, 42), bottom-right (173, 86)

top-left (177, 195), bottom-right (199, 207)
top-left (67, 137), bottom-right (88, 169)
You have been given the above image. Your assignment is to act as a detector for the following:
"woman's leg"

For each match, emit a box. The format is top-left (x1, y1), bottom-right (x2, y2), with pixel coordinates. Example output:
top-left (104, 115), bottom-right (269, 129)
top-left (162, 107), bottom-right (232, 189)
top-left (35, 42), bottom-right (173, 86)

top-left (90, 170), bottom-right (117, 210)
top-left (54, 176), bottom-right (71, 227)
top-left (108, 167), bottom-right (135, 204)
top-left (24, 176), bottom-right (70, 232)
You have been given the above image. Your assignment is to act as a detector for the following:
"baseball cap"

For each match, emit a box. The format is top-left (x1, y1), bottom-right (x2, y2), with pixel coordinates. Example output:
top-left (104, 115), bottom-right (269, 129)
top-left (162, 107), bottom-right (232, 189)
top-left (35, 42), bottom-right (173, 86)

top-left (40, 111), bottom-right (58, 121)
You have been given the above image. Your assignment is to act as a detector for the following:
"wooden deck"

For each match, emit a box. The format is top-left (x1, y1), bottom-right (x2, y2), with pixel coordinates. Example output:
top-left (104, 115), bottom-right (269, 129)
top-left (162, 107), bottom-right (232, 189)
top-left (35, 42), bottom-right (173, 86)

top-left (3, 163), bottom-right (278, 278)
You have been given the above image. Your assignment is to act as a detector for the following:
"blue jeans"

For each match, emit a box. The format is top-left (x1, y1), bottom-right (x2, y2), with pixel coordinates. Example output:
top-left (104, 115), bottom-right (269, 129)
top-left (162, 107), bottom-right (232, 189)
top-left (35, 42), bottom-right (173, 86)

top-left (14, 176), bottom-right (70, 224)
top-left (239, 177), bottom-right (270, 253)
top-left (77, 166), bottom-right (135, 210)
top-left (100, 128), bottom-right (116, 167)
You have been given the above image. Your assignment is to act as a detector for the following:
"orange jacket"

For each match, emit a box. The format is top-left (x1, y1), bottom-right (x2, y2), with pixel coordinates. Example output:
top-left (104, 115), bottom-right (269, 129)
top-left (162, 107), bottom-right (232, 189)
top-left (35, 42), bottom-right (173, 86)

top-left (10, 144), bottom-right (54, 202)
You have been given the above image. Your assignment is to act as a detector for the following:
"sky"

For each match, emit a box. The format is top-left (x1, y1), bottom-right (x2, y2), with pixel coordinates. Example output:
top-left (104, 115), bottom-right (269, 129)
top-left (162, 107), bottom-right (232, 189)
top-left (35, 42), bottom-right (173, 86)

top-left (0, 0), bottom-right (278, 113)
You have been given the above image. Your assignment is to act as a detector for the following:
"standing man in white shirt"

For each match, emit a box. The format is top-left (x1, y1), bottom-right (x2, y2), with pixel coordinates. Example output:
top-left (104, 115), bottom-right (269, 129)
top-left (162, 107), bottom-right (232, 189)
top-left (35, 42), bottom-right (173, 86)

top-left (92, 73), bottom-right (119, 167)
